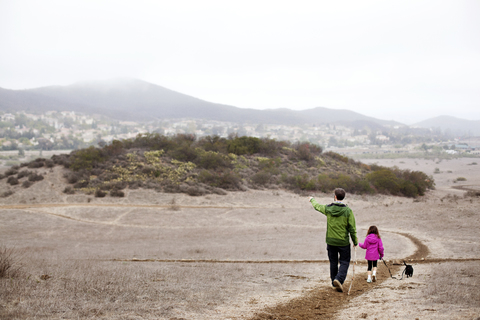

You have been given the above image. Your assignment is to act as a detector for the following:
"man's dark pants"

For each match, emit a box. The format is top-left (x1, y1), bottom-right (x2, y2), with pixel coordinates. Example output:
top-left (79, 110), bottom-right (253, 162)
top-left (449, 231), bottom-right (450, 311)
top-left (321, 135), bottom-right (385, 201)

top-left (327, 244), bottom-right (351, 285)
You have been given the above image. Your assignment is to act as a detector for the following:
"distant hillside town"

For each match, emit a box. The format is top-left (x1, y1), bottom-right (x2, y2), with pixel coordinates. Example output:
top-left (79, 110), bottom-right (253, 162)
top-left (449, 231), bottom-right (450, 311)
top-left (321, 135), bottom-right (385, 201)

top-left (0, 111), bottom-right (479, 160)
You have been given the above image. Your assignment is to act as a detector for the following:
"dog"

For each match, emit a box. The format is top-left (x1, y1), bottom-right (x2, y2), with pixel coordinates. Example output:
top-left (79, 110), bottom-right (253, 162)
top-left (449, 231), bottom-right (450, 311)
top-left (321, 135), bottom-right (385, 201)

top-left (401, 261), bottom-right (414, 279)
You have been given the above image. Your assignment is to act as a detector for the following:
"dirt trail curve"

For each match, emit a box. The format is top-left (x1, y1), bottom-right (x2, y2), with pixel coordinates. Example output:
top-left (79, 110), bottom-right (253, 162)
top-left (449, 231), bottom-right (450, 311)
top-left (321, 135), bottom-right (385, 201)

top-left (248, 232), bottom-right (430, 320)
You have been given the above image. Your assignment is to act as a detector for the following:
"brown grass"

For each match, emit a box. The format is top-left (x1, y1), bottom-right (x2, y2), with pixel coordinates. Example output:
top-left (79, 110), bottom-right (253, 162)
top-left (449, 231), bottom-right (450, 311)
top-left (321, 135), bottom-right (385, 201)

top-left (0, 256), bottom-right (324, 319)
top-left (426, 261), bottom-right (480, 307)
top-left (0, 245), bottom-right (23, 278)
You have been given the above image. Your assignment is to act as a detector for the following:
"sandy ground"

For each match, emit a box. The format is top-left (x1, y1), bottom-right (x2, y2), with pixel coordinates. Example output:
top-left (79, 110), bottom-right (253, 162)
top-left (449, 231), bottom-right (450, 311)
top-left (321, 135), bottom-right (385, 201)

top-left (1, 157), bottom-right (479, 319)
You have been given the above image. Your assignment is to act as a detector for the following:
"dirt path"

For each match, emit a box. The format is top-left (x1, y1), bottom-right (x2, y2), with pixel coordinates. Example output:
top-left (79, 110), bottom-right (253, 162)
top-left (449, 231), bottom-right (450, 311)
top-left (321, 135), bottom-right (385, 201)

top-left (451, 184), bottom-right (480, 192)
top-left (248, 232), bottom-right (430, 320)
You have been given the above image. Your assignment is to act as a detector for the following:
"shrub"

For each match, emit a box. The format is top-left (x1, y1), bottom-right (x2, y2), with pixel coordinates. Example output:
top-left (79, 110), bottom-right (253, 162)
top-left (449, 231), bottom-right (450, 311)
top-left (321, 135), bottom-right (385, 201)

top-left (198, 169), bottom-right (242, 190)
top-left (28, 159), bottom-right (45, 168)
top-left (185, 186), bottom-right (206, 196)
top-left (465, 190), bottom-right (480, 197)
top-left (51, 154), bottom-right (70, 166)
top-left (110, 189), bottom-right (125, 197)
top-left (227, 136), bottom-right (261, 155)
top-left (399, 169), bottom-right (434, 196)
top-left (74, 180), bottom-right (89, 188)
top-left (125, 132), bottom-right (174, 151)
top-left (195, 150), bottom-right (232, 170)
top-left (28, 173), bottom-right (44, 182)
top-left (95, 189), bottom-right (106, 197)
top-left (257, 157), bottom-right (281, 171)
top-left (142, 165), bottom-right (156, 175)
top-left (456, 177), bottom-right (467, 181)
top-left (112, 181), bottom-right (128, 190)
top-left (128, 180), bottom-right (144, 189)
top-left (69, 146), bottom-right (106, 171)
top-left (99, 183), bottom-right (114, 191)
top-left (21, 181), bottom-right (33, 188)
top-left (294, 173), bottom-right (316, 190)
top-left (91, 168), bottom-right (104, 176)
top-left (295, 142), bottom-right (322, 162)
top-left (324, 151), bottom-right (349, 163)
top-left (197, 135), bottom-right (228, 153)
top-left (4, 168), bottom-right (18, 176)
top-left (7, 176), bottom-right (19, 185)
top-left (399, 180), bottom-right (419, 198)
top-left (258, 138), bottom-right (287, 156)
top-left (366, 169), bottom-right (400, 195)
top-left (17, 170), bottom-right (31, 179)
top-left (163, 182), bottom-right (181, 193)
top-left (63, 186), bottom-right (75, 194)
top-left (1, 190), bottom-right (14, 197)
top-left (251, 171), bottom-right (272, 186)
top-left (168, 144), bottom-right (198, 162)
top-left (351, 178), bottom-right (375, 194)
top-left (103, 139), bottom-right (124, 156)
top-left (65, 172), bottom-right (81, 184)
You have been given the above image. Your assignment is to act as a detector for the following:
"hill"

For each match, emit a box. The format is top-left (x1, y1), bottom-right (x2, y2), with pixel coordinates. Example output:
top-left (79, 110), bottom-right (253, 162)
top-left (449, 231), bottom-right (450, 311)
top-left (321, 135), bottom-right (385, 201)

top-left (1, 134), bottom-right (434, 199)
top-left (1, 78), bottom-right (400, 126)
top-left (413, 115), bottom-right (480, 136)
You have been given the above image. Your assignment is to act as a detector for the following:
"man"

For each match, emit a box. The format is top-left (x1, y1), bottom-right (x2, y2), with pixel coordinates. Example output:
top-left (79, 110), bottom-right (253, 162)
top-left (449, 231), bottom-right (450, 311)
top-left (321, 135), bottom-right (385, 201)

top-left (309, 188), bottom-right (358, 292)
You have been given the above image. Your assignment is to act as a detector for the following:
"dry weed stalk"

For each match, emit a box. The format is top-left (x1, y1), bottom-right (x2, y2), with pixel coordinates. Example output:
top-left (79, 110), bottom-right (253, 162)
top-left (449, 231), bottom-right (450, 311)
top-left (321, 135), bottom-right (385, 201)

top-left (0, 245), bottom-right (22, 278)
top-left (169, 197), bottom-right (180, 211)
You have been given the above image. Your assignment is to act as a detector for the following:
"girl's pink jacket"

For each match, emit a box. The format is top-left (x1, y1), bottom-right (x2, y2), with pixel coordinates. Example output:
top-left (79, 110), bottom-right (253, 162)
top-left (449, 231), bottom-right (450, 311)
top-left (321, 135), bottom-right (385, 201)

top-left (359, 234), bottom-right (384, 261)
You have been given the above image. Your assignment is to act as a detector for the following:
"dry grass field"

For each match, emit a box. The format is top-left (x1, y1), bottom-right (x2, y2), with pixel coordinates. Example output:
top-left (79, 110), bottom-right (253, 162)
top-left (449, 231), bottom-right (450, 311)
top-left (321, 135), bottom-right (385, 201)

top-left (0, 157), bottom-right (479, 319)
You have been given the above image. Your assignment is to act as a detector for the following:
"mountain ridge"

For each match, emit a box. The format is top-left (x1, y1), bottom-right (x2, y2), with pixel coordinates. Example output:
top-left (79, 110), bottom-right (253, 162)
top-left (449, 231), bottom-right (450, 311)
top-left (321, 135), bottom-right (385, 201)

top-left (412, 115), bottom-right (480, 136)
top-left (0, 78), bottom-right (416, 127)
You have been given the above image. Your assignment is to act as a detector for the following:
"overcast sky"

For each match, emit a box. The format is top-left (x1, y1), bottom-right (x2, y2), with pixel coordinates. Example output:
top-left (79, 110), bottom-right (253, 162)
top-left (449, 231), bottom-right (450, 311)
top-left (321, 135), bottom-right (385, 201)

top-left (1, 0), bottom-right (479, 124)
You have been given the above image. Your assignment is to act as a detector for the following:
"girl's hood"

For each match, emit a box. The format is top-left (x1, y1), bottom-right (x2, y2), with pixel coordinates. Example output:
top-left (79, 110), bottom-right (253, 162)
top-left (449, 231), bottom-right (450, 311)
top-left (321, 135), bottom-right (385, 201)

top-left (365, 233), bottom-right (380, 244)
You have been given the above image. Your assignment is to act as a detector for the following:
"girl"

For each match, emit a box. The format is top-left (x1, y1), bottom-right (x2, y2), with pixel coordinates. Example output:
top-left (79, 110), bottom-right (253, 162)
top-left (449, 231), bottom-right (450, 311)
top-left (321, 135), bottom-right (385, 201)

top-left (359, 226), bottom-right (384, 283)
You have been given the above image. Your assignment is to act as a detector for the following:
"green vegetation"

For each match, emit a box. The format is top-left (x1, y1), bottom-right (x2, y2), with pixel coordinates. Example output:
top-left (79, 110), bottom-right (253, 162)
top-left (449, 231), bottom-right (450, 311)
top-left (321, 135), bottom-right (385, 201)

top-left (17, 133), bottom-right (434, 198)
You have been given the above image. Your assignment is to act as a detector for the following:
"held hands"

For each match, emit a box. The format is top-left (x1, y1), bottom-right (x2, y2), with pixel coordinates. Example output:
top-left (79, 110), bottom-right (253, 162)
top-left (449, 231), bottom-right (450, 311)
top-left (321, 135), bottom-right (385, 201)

top-left (308, 196), bottom-right (314, 201)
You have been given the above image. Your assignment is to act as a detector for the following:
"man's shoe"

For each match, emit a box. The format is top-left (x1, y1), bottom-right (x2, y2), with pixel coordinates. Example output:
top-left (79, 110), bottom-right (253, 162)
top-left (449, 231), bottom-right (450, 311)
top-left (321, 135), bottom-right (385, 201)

top-left (333, 279), bottom-right (343, 292)
top-left (367, 278), bottom-right (372, 283)
top-left (372, 275), bottom-right (376, 282)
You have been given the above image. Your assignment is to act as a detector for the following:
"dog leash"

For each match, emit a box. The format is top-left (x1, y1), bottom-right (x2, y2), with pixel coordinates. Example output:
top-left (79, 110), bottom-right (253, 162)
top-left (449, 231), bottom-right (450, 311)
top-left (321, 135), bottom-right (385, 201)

top-left (383, 259), bottom-right (413, 280)
top-left (382, 259), bottom-right (397, 279)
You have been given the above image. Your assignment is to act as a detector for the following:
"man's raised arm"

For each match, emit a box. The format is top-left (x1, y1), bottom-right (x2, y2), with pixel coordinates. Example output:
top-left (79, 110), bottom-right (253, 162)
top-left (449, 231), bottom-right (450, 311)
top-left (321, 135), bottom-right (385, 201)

top-left (309, 197), bottom-right (327, 215)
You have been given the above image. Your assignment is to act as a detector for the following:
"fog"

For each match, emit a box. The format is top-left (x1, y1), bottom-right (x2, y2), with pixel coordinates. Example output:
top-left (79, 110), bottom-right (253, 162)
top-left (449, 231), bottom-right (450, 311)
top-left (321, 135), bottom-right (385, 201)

top-left (1, 0), bottom-right (479, 123)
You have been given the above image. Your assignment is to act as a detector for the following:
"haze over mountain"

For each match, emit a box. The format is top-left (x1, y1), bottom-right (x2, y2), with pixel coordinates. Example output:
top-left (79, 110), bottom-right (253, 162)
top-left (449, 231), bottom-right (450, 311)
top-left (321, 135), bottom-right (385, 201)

top-left (0, 78), bottom-right (402, 127)
top-left (413, 116), bottom-right (480, 137)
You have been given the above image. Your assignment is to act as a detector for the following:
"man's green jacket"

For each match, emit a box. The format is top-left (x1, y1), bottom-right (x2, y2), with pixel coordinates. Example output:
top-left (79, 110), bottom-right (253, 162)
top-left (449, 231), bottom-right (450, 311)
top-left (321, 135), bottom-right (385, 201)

top-left (310, 199), bottom-right (358, 247)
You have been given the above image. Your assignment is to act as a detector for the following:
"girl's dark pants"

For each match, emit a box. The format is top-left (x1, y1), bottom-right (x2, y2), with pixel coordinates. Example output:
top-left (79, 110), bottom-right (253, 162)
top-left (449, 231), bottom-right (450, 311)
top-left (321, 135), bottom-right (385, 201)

top-left (327, 244), bottom-right (351, 285)
top-left (367, 260), bottom-right (378, 271)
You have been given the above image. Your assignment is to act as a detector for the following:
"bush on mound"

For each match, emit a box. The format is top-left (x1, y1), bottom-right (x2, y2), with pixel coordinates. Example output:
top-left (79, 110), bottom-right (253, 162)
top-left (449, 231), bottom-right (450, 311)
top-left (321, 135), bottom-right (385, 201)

top-left (94, 189), bottom-right (106, 198)
top-left (110, 189), bottom-right (125, 197)
top-left (22, 181), bottom-right (33, 188)
top-left (7, 176), bottom-right (19, 185)
top-left (45, 133), bottom-right (434, 198)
